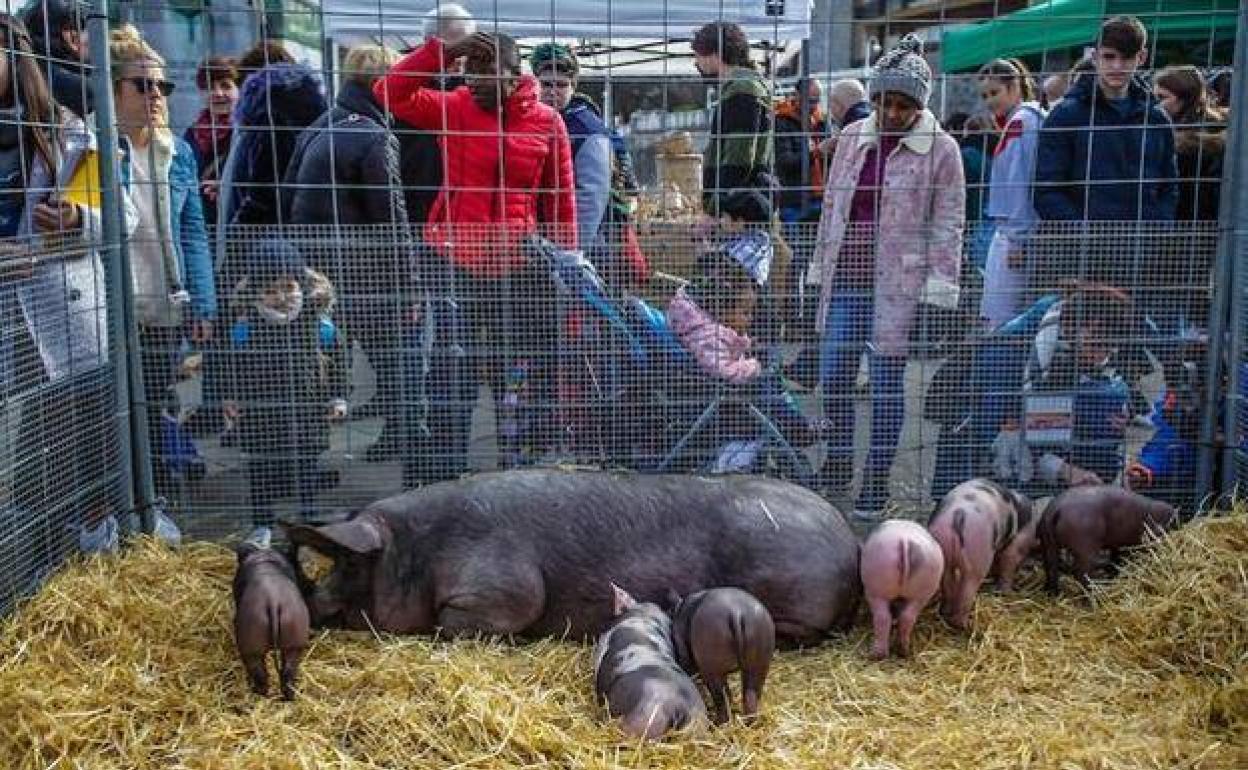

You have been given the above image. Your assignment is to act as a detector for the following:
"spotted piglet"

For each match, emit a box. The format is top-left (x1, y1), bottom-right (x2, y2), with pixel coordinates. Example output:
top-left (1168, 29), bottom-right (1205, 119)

top-left (669, 587), bottom-right (774, 724)
top-left (860, 520), bottom-right (945, 660)
top-left (928, 479), bottom-right (1037, 631)
top-left (593, 584), bottom-right (708, 740)
top-left (233, 528), bottom-right (310, 700)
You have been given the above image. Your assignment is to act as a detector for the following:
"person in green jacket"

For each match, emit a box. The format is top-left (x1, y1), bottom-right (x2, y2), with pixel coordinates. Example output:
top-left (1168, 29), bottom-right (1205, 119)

top-left (691, 22), bottom-right (774, 216)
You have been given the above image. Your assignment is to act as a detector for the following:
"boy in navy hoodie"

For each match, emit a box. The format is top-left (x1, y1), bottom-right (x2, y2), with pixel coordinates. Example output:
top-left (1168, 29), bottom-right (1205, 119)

top-left (1033, 15), bottom-right (1179, 414)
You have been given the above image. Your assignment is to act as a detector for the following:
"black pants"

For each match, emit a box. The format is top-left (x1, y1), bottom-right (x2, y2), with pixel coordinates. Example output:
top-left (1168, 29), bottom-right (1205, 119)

top-left (345, 305), bottom-right (404, 435)
top-left (247, 454), bottom-right (319, 528)
top-left (407, 259), bottom-right (558, 484)
top-left (139, 325), bottom-right (180, 496)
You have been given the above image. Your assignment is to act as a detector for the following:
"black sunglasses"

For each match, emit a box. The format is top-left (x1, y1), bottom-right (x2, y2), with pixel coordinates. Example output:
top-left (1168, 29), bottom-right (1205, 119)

top-left (122, 77), bottom-right (176, 97)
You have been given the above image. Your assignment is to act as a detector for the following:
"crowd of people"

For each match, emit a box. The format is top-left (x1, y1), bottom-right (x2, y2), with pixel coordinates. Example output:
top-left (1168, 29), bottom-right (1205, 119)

top-left (0, 3), bottom-right (1233, 535)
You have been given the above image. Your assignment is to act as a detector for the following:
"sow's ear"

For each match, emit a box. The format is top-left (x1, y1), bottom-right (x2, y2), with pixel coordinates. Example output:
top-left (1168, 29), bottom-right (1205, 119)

top-left (284, 518), bottom-right (383, 559)
top-left (610, 582), bottom-right (637, 617)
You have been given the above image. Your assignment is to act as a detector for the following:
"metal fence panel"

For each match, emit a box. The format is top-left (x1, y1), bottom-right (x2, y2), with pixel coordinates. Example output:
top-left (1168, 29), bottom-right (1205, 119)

top-left (0, 1), bottom-right (134, 614)
top-left (0, 0), bottom-right (1243, 600)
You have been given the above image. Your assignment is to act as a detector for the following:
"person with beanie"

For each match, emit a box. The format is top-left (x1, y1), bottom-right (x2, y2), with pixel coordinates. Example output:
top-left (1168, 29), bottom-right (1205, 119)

top-left (224, 239), bottom-right (347, 527)
top-left (811, 33), bottom-right (965, 521)
top-left (530, 42), bottom-right (648, 290)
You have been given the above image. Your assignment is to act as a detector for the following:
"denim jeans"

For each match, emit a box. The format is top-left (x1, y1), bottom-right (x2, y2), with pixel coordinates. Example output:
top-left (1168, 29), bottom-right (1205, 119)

top-left (820, 290), bottom-right (906, 510)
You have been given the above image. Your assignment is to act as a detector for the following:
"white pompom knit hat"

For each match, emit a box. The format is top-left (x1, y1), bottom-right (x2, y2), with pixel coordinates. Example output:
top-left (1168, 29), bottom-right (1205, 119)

top-left (870, 33), bottom-right (932, 107)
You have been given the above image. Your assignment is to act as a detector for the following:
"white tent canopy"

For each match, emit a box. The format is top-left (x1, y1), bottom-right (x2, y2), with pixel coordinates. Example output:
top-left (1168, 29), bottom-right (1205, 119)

top-left (321, 0), bottom-right (812, 45)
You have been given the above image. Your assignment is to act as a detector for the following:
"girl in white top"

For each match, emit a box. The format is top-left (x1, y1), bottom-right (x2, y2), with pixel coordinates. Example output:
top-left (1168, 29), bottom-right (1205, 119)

top-left (978, 58), bottom-right (1046, 328)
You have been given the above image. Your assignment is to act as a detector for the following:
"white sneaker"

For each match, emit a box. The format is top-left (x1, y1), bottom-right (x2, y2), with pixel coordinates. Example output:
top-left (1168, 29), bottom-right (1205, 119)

top-left (78, 515), bottom-right (119, 555)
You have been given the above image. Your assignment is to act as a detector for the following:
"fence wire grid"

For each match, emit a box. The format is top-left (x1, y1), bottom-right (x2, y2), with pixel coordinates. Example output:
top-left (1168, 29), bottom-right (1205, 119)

top-left (0, 0), bottom-right (1244, 614)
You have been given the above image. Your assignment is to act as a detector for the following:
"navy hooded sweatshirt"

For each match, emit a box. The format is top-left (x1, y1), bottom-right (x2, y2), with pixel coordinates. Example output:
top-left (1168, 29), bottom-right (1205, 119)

top-left (1034, 72), bottom-right (1178, 222)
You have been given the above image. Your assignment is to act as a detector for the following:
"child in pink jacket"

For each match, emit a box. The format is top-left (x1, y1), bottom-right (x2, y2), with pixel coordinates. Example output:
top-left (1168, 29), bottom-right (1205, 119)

top-left (667, 258), bottom-right (812, 447)
top-left (668, 264), bottom-right (760, 384)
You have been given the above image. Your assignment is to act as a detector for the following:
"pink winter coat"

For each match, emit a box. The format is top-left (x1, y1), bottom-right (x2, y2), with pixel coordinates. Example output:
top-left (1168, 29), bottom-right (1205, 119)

top-left (667, 289), bottom-right (761, 384)
top-left (811, 110), bottom-right (966, 356)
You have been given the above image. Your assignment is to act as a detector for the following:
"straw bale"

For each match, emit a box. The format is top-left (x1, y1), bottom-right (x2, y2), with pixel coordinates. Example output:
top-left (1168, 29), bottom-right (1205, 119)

top-left (1, 510), bottom-right (1246, 770)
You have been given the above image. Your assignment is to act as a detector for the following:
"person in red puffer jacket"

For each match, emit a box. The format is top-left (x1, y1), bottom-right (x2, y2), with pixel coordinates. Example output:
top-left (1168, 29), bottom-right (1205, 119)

top-left (374, 31), bottom-right (578, 484)
top-left (375, 31), bottom-right (577, 272)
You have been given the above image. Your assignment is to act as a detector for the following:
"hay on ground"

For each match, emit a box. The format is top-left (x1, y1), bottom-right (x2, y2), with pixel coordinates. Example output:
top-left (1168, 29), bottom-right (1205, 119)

top-left (1, 510), bottom-right (1246, 769)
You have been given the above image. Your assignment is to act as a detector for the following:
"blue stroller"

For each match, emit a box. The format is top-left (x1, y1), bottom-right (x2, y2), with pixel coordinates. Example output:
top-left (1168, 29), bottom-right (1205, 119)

top-left (527, 239), bottom-right (813, 482)
top-left (623, 297), bottom-right (815, 481)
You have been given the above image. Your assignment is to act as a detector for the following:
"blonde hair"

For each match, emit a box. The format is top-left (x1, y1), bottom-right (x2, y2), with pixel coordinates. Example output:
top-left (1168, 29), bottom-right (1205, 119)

top-left (342, 45), bottom-right (397, 89)
top-left (110, 24), bottom-right (164, 75)
top-left (110, 25), bottom-right (170, 135)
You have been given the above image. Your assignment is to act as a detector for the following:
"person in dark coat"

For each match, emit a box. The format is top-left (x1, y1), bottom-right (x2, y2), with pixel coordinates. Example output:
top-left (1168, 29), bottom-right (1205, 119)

top-left (283, 44), bottom-right (411, 463)
top-left (1033, 16), bottom-right (1178, 227)
top-left (692, 22), bottom-right (774, 214)
top-left (773, 77), bottom-right (825, 342)
top-left (1152, 64), bottom-right (1226, 337)
top-left (1152, 65), bottom-right (1226, 224)
top-left (773, 77), bottom-right (826, 221)
top-left (1033, 16), bottom-right (1180, 412)
top-left (531, 43), bottom-right (611, 253)
top-left (217, 62), bottom-right (326, 230)
top-left (22, 0), bottom-right (92, 119)
top-left (224, 239), bottom-right (347, 527)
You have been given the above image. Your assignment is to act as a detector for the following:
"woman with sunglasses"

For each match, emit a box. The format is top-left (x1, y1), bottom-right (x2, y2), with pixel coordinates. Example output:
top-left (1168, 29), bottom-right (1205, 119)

top-left (1, 13), bottom-right (137, 556)
top-left (110, 25), bottom-right (216, 497)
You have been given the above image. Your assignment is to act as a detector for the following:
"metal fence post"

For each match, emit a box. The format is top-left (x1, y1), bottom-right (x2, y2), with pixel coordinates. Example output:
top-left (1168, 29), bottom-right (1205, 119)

top-left (87, 0), bottom-right (157, 535)
top-left (1198, 4), bottom-right (1248, 503)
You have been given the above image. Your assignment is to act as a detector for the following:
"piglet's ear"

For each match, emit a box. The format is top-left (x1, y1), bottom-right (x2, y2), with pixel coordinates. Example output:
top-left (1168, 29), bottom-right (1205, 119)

top-left (610, 582), bottom-right (636, 616)
top-left (284, 518), bottom-right (382, 559)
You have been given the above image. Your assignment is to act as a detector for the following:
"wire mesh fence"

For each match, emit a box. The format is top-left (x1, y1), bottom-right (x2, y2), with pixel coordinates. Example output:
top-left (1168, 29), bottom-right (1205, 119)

top-left (0, 0), bottom-right (1243, 608)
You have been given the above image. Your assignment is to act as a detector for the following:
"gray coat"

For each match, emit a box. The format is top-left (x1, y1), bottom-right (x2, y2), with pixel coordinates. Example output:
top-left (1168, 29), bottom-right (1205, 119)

top-left (5, 112), bottom-right (137, 386)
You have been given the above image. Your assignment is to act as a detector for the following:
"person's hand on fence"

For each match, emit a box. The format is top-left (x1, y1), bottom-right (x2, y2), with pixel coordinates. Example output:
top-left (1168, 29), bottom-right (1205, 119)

top-left (190, 320), bottom-right (213, 345)
top-left (33, 198), bottom-right (81, 233)
top-left (1126, 461), bottom-right (1154, 489)
top-left (327, 399), bottom-right (348, 422)
top-left (223, 400), bottom-right (241, 422)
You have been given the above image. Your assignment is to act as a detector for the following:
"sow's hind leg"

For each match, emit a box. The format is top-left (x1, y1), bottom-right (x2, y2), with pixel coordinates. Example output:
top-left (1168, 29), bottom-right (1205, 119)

top-left (432, 545), bottom-right (546, 638)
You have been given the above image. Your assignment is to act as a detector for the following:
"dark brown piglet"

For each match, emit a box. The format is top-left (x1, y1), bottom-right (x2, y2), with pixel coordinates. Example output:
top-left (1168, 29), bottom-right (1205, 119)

top-left (669, 587), bottom-right (774, 724)
top-left (233, 529), bottom-right (310, 700)
top-left (1040, 485), bottom-right (1178, 594)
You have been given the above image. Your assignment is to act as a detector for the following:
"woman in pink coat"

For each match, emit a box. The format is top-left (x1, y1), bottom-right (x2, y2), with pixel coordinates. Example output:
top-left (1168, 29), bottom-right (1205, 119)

top-left (810, 34), bottom-right (965, 521)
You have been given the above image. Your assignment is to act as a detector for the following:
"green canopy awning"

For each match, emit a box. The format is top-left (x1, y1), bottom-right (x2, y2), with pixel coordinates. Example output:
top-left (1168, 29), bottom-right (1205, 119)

top-left (941, 0), bottom-right (1239, 72)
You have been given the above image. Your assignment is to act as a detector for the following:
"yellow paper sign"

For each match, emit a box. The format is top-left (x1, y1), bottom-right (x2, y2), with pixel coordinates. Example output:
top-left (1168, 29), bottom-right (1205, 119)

top-left (61, 149), bottom-right (101, 210)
